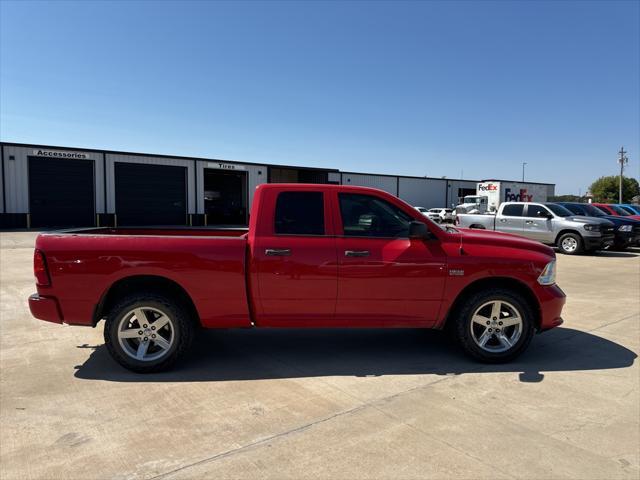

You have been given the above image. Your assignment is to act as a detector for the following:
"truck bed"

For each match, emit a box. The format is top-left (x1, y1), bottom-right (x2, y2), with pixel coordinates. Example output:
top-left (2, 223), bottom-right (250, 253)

top-left (60, 227), bottom-right (249, 238)
top-left (34, 228), bottom-right (251, 328)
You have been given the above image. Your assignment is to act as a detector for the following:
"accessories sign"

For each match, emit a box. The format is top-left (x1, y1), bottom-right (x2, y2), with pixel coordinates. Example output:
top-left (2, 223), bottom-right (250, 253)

top-left (33, 149), bottom-right (88, 159)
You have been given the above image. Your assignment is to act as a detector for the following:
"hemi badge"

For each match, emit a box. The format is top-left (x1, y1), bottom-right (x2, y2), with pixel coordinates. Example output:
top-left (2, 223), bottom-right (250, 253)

top-left (449, 269), bottom-right (465, 276)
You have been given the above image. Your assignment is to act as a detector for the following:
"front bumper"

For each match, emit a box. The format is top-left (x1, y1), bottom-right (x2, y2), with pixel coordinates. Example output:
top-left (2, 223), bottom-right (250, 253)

top-left (583, 233), bottom-right (615, 250)
top-left (28, 293), bottom-right (63, 324)
top-left (536, 284), bottom-right (566, 332)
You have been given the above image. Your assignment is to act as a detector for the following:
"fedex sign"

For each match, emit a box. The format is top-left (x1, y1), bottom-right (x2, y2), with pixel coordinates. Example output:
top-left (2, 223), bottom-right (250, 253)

top-left (478, 183), bottom-right (498, 192)
top-left (505, 188), bottom-right (533, 202)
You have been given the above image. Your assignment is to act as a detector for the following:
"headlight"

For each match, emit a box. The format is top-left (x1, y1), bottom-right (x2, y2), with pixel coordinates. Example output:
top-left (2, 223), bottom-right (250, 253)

top-left (618, 225), bottom-right (632, 232)
top-left (583, 224), bottom-right (601, 232)
top-left (537, 260), bottom-right (556, 286)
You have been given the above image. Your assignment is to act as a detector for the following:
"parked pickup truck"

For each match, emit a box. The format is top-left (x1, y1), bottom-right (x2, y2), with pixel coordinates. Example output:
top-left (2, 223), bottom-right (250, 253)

top-left (456, 202), bottom-right (615, 255)
top-left (29, 184), bottom-right (566, 372)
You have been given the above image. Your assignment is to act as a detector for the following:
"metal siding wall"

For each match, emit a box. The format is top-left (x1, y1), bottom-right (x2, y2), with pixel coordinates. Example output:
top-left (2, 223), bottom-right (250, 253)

top-left (398, 177), bottom-right (447, 209)
top-left (106, 154), bottom-right (195, 214)
top-left (1, 145), bottom-right (103, 214)
top-left (247, 165), bottom-right (267, 209)
top-left (341, 173), bottom-right (398, 195)
top-left (328, 172), bottom-right (340, 183)
top-left (196, 161), bottom-right (266, 213)
top-left (446, 180), bottom-right (479, 206)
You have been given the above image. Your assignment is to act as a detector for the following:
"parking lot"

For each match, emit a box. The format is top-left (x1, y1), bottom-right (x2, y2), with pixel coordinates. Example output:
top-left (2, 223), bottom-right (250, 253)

top-left (0, 231), bottom-right (638, 480)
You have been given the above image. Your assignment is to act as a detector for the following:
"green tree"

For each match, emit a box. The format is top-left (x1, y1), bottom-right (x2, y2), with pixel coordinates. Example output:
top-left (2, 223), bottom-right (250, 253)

top-left (589, 176), bottom-right (640, 203)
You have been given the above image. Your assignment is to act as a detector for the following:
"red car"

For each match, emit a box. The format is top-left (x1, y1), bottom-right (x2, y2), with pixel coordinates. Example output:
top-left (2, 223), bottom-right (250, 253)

top-left (29, 184), bottom-right (565, 372)
top-left (592, 203), bottom-right (640, 221)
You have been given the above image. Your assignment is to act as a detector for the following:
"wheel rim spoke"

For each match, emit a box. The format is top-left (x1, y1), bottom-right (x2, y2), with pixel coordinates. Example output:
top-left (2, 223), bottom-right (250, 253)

top-left (134, 308), bottom-right (148, 327)
top-left (472, 314), bottom-right (488, 326)
top-left (153, 335), bottom-right (171, 351)
top-left (136, 340), bottom-right (150, 360)
top-left (501, 316), bottom-right (521, 328)
top-left (490, 301), bottom-right (502, 320)
top-left (118, 329), bottom-right (140, 339)
top-left (497, 333), bottom-right (513, 348)
top-left (477, 329), bottom-right (492, 347)
top-left (152, 315), bottom-right (170, 331)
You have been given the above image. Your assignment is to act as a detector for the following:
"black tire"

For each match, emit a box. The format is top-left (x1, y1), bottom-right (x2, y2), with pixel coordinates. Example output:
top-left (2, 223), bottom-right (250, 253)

top-left (556, 232), bottom-right (584, 255)
top-left (104, 292), bottom-right (194, 373)
top-left (452, 288), bottom-right (535, 363)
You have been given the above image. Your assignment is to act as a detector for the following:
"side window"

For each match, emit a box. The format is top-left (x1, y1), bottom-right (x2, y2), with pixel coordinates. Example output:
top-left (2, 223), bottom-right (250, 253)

top-left (339, 193), bottom-right (412, 238)
top-left (501, 204), bottom-right (524, 217)
top-left (274, 191), bottom-right (324, 235)
top-left (525, 204), bottom-right (549, 218)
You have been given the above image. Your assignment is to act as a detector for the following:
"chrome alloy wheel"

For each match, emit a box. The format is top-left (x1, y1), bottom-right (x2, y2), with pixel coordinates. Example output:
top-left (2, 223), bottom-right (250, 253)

top-left (469, 300), bottom-right (523, 353)
top-left (561, 236), bottom-right (578, 253)
top-left (117, 307), bottom-right (175, 362)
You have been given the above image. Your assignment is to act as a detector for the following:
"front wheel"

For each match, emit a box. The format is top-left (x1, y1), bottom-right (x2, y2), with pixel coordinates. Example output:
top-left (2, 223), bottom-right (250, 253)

top-left (557, 232), bottom-right (584, 255)
top-left (104, 292), bottom-right (194, 373)
top-left (452, 289), bottom-right (535, 363)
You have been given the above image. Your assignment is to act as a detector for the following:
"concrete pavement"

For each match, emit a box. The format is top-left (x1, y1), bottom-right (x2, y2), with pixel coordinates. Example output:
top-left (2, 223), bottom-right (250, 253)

top-left (1, 232), bottom-right (638, 479)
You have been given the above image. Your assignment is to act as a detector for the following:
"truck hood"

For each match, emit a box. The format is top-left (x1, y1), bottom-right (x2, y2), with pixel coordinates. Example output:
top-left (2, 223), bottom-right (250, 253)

top-left (564, 215), bottom-right (614, 226)
top-left (455, 227), bottom-right (554, 257)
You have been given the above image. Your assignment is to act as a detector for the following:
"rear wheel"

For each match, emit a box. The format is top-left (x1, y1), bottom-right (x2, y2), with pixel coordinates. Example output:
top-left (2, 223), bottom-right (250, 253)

top-left (452, 289), bottom-right (535, 362)
top-left (104, 293), bottom-right (194, 373)
top-left (557, 232), bottom-right (583, 255)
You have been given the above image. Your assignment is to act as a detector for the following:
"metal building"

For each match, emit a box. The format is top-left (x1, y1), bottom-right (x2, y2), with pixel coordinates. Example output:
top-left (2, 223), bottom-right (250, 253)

top-left (0, 142), bottom-right (554, 229)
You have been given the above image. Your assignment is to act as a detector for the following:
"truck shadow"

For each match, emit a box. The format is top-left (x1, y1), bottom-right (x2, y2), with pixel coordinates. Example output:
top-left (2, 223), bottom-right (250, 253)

top-left (73, 327), bottom-right (636, 384)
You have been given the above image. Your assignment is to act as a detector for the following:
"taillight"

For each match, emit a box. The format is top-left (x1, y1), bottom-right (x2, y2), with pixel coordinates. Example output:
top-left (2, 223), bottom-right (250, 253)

top-left (34, 249), bottom-right (50, 286)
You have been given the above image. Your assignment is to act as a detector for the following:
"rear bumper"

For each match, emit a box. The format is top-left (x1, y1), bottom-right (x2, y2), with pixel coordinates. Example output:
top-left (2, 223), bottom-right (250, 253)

top-left (536, 284), bottom-right (567, 331)
top-left (28, 293), bottom-right (63, 324)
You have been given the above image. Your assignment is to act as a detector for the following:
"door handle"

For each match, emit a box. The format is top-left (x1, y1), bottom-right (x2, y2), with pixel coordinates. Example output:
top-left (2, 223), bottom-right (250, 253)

top-left (525, 220), bottom-right (534, 224)
top-left (499, 219), bottom-right (508, 223)
top-left (345, 250), bottom-right (370, 257)
top-left (265, 248), bottom-right (291, 256)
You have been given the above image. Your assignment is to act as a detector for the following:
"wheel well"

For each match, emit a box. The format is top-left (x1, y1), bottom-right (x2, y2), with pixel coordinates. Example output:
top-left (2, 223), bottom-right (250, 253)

top-left (443, 277), bottom-right (541, 331)
top-left (93, 275), bottom-right (200, 327)
top-left (554, 229), bottom-right (582, 245)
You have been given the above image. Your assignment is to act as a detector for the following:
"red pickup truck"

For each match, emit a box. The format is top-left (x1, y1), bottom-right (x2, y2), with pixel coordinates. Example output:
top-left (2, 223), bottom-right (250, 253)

top-left (29, 184), bottom-right (565, 372)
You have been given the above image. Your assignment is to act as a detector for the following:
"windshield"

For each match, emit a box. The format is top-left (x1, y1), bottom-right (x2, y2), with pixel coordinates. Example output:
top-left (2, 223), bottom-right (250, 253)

top-left (582, 204), bottom-right (606, 216)
top-left (545, 203), bottom-right (573, 217)
top-left (609, 205), bottom-right (631, 216)
top-left (561, 203), bottom-right (605, 217)
top-left (619, 205), bottom-right (638, 215)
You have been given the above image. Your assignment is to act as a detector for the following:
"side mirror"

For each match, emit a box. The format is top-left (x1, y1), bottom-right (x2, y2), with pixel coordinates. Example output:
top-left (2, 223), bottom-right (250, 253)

top-left (537, 210), bottom-right (553, 219)
top-left (409, 221), bottom-right (431, 239)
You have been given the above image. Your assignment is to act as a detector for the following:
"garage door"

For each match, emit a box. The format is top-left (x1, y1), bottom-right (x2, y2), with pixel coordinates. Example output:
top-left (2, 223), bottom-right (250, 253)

top-left (115, 162), bottom-right (187, 226)
top-left (28, 156), bottom-right (95, 228)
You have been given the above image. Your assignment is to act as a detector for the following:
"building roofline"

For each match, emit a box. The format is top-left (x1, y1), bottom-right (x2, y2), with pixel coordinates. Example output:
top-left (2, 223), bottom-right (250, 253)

top-left (480, 178), bottom-right (555, 186)
top-left (0, 141), bottom-right (340, 173)
top-left (0, 141), bottom-right (555, 186)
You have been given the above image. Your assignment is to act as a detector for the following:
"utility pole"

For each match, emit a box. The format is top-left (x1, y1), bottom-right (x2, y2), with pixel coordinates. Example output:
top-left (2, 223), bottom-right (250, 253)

top-left (522, 162), bottom-right (527, 182)
top-left (617, 147), bottom-right (628, 203)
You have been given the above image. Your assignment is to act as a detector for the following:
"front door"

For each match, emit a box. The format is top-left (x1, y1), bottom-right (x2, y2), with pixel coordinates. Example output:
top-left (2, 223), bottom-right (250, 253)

top-left (252, 190), bottom-right (338, 326)
top-left (335, 192), bottom-right (447, 327)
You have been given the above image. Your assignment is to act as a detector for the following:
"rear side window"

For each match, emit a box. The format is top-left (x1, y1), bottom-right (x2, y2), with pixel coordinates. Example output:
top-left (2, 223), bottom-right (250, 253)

top-left (274, 191), bottom-right (324, 235)
top-left (502, 204), bottom-right (524, 216)
top-left (339, 193), bottom-right (412, 238)
top-left (526, 204), bottom-right (550, 217)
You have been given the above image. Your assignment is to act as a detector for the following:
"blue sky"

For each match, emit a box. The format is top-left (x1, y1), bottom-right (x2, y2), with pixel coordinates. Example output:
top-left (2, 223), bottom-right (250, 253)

top-left (1, 1), bottom-right (638, 194)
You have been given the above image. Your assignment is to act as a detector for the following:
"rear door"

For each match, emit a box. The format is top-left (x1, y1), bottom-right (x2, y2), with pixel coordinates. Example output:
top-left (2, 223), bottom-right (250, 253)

top-left (522, 204), bottom-right (554, 242)
top-left (335, 192), bottom-right (446, 327)
top-left (252, 190), bottom-right (338, 326)
top-left (496, 204), bottom-right (525, 235)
